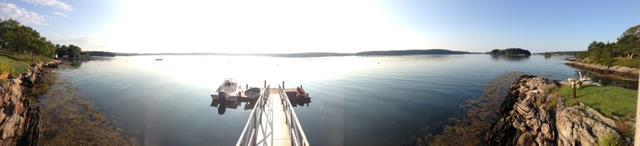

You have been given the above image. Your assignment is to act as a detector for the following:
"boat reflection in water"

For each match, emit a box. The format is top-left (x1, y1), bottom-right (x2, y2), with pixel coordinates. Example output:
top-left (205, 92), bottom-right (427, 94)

top-left (210, 97), bottom-right (260, 115)
top-left (285, 90), bottom-right (312, 107)
top-left (210, 91), bottom-right (312, 115)
top-left (287, 96), bottom-right (311, 107)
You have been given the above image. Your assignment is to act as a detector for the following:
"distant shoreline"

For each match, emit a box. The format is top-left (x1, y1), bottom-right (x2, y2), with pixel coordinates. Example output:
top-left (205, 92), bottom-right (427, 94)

top-left (96, 49), bottom-right (482, 57)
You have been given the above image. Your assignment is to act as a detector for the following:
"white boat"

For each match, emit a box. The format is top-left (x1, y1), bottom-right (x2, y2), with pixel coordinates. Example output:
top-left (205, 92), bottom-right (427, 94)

top-left (211, 78), bottom-right (239, 102)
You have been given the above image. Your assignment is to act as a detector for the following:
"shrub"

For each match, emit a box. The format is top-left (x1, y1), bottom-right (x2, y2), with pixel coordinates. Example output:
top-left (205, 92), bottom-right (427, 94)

top-left (597, 134), bottom-right (619, 146)
top-left (612, 59), bottom-right (640, 68)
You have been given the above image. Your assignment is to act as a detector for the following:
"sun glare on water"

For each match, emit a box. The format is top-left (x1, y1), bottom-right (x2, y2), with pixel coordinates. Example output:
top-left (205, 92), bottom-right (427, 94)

top-left (123, 56), bottom-right (376, 89)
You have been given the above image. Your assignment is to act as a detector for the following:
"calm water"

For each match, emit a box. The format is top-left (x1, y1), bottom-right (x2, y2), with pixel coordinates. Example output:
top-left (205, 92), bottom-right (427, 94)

top-left (51, 54), bottom-right (634, 145)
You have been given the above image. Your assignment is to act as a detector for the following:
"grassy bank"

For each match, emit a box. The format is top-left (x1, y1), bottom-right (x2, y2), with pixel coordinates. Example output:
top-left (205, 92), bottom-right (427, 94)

top-left (0, 50), bottom-right (52, 79)
top-left (579, 58), bottom-right (640, 69)
top-left (558, 85), bottom-right (637, 118)
top-left (611, 59), bottom-right (640, 68)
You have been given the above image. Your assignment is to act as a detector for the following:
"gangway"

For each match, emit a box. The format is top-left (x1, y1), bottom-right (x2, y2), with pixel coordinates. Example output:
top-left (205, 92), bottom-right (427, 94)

top-left (236, 84), bottom-right (310, 146)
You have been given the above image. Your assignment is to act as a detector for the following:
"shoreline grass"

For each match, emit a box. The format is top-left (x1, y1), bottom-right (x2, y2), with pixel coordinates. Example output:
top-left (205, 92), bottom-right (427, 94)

top-left (0, 50), bottom-right (52, 78)
top-left (558, 84), bottom-right (637, 118)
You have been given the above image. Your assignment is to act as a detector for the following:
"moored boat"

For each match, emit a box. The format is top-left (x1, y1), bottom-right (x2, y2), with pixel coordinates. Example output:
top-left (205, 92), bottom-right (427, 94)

top-left (295, 85), bottom-right (310, 98)
top-left (244, 87), bottom-right (261, 99)
top-left (211, 78), bottom-right (239, 102)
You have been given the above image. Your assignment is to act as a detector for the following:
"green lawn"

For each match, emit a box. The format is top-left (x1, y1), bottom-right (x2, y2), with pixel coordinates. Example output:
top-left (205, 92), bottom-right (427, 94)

top-left (559, 85), bottom-right (637, 118)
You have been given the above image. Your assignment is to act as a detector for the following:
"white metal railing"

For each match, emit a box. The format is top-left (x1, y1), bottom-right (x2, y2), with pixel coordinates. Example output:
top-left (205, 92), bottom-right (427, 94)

top-left (278, 85), bottom-right (310, 146)
top-left (237, 85), bottom-right (273, 146)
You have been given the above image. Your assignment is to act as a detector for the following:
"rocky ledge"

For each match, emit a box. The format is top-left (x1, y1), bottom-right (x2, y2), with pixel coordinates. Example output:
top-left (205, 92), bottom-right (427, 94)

top-left (0, 60), bottom-right (60, 145)
top-left (486, 75), bottom-right (630, 145)
top-left (565, 61), bottom-right (639, 80)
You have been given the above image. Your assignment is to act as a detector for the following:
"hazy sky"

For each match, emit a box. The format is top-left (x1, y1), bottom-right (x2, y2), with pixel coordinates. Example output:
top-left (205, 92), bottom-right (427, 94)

top-left (1, 0), bottom-right (638, 53)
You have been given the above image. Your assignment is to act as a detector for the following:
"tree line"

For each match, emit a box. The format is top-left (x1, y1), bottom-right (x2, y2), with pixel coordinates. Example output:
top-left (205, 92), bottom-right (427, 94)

top-left (580, 24), bottom-right (640, 63)
top-left (488, 48), bottom-right (531, 56)
top-left (0, 19), bottom-right (85, 60)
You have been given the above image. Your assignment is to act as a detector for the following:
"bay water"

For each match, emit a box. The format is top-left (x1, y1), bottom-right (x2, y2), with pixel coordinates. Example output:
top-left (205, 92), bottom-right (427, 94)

top-left (51, 54), bottom-right (634, 145)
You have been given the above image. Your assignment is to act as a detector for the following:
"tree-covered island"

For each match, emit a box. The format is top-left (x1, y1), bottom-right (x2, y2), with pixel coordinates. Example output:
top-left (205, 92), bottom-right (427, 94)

top-left (488, 48), bottom-right (532, 56)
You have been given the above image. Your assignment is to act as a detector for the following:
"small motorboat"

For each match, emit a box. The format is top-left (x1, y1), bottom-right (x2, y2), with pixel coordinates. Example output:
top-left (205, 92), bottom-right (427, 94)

top-left (295, 86), bottom-right (309, 98)
top-left (244, 87), bottom-right (261, 99)
top-left (211, 78), bottom-right (239, 102)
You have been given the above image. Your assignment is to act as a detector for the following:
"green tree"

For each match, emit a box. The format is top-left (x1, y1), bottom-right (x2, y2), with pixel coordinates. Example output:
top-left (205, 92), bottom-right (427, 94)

top-left (0, 19), bottom-right (23, 53)
top-left (0, 19), bottom-right (58, 58)
top-left (65, 44), bottom-right (83, 58)
top-left (617, 24), bottom-right (640, 59)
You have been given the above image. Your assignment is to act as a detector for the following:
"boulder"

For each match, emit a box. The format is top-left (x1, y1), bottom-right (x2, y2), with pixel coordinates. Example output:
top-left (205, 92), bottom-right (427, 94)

top-left (555, 97), bottom-right (622, 146)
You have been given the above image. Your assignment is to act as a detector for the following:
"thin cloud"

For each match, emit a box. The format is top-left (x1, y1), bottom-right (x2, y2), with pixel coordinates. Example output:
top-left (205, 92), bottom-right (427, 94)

top-left (0, 2), bottom-right (46, 25)
top-left (52, 11), bottom-right (67, 17)
top-left (48, 35), bottom-right (107, 51)
top-left (22, 0), bottom-right (72, 12)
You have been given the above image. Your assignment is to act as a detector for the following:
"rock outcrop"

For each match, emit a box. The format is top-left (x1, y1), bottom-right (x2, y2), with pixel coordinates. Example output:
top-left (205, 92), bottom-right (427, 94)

top-left (486, 75), bottom-right (628, 146)
top-left (486, 75), bottom-right (558, 145)
top-left (0, 62), bottom-right (51, 146)
top-left (556, 101), bottom-right (621, 146)
top-left (566, 61), bottom-right (639, 80)
top-left (20, 63), bottom-right (45, 88)
top-left (0, 78), bottom-right (40, 146)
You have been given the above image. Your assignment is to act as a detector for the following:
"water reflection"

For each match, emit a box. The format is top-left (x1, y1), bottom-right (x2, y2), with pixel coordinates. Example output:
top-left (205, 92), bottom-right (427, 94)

top-left (490, 55), bottom-right (530, 62)
top-left (210, 100), bottom-right (237, 115)
top-left (583, 71), bottom-right (638, 89)
top-left (289, 97), bottom-right (311, 107)
top-left (217, 104), bottom-right (227, 115)
top-left (68, 57), bottom-right (116, 68)
top-left (210, 97), bottom-right (263, 115)
top-left (210, 94), bottom-right (312, 115)
top-left (69, 61), bottom-right (83, 68)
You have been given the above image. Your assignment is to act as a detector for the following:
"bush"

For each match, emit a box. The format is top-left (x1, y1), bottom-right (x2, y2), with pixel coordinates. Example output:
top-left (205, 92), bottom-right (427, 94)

top-left (597, 134), bottom-right (619, 146)
top-left (0, 64), bottom-right (14, 78)
top-left (590, 58), bottom-right (616, 66)
top-left (612, 59), bottom-right (640, 68)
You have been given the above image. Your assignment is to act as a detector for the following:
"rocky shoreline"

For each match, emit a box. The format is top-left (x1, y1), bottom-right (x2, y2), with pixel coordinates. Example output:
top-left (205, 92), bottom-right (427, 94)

top-left (486, 75), bottom-right (632, 145)
top-left (417, 74), bottom-right (634, 145)
top-left (0, 60), bottom-right (61, 145)
top-left (565, 61), bottom-right (639, 81)
top-left (415, 72), bottom-right (547, 145)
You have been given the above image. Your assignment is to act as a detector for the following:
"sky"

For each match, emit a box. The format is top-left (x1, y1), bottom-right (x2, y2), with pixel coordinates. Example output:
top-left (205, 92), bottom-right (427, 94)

top-left (0, 0), bottom-right (638, 53)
